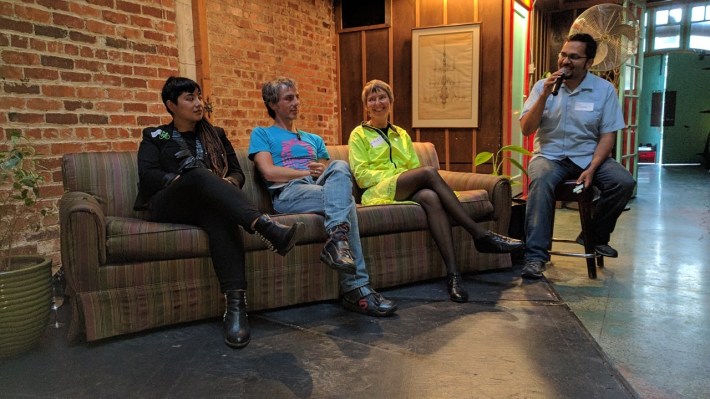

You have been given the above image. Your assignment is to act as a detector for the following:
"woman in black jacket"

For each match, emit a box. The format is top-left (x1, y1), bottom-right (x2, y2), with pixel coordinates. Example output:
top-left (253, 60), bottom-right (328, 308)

top-left (135, 76), bottom-right (303, 349)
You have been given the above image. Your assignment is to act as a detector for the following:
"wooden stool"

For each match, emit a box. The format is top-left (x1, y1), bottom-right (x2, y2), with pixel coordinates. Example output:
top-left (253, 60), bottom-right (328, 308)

top-left (548, 180), bottom-right (604, 279)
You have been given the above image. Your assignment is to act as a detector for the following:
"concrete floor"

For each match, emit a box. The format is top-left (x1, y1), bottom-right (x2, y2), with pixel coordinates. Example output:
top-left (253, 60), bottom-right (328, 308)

top-left (1, 164), bottom-right (707, 398)
top-left (546, 164), bottom-right (710, 399)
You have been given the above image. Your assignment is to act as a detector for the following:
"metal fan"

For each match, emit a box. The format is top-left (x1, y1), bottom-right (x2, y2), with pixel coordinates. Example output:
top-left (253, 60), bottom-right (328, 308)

top-left (569, 4), bottom-right (640, 71)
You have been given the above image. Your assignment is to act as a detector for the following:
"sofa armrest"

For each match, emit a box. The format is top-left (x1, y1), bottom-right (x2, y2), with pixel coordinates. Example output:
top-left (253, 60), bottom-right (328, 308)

top-left (438, 170), bottom-right (512, 231)
top-left (59, 191), bottom-right (107, 293)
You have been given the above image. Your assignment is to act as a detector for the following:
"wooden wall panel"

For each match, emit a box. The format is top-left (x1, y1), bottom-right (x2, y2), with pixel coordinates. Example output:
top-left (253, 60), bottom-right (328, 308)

top-left (447, 0), bottom-right (475, 24)
top-left (419, 129), bottom-right (447, 168)
top-left (419, 0), bottom-right (444, 27)
top-left (339, 32), bottom-right (363, 144)
top-left (365, 29), bottom-right (390, 84)
top-left (450, 128), bottom-right (474, 162)
top-left (446, 1), bottom-right (477, 171)
top-left (478, 2), bottom-right (504, 157)
top-left (392, 0), bottom-right (416, 134)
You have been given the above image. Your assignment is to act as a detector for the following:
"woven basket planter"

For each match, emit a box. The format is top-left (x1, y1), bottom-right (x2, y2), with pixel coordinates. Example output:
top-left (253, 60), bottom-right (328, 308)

top-left (0, 256), bottom-right (52, 359)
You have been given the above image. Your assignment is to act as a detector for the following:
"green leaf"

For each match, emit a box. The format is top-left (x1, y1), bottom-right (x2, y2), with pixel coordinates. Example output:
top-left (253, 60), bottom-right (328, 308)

top-left (474, 152), bottom-right (493, 166)
top-left (499, 144), bottom-right (532, 156)
top-left (508, 158), bottom-right (528, 176)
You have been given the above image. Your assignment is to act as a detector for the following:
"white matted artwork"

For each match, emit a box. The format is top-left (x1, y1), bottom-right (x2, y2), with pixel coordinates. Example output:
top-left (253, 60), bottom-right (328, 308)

top-left (412, 23), bottom-right (481, 128)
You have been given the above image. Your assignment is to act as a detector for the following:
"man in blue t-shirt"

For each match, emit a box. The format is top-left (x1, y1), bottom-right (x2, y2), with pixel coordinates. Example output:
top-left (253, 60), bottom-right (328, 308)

top-left (248, 77), bottom-right (397, 317)
top-left (519, 33), bottom-right (636, 279)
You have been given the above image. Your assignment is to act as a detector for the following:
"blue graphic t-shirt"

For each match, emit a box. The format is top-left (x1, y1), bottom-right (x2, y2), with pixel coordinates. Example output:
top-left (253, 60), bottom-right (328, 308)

top-left (248, 125), bottom-right (330, 188)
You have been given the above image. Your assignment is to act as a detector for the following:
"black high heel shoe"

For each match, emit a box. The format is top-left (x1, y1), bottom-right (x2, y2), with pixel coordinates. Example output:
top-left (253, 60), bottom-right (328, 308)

top-left (474, 231), bottom-right (524, 253)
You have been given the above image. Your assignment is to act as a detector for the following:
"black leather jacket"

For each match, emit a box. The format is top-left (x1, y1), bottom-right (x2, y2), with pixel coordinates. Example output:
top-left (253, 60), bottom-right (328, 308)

top-left (134, 123), bottom-right (245, 210)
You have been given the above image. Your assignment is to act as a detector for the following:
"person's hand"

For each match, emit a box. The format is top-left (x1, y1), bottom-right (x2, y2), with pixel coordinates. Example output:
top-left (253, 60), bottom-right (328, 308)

top-left (307, 162), bottom-right (325, 178)
top-left (576, 170), bottom-right (594, 189)
top-left (542, 68), bottom-right (569, 96)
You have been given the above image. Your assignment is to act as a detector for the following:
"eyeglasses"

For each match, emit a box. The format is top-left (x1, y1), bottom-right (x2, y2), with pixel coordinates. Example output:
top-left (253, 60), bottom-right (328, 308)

top-left (558, 52), bottom-right (588, 61)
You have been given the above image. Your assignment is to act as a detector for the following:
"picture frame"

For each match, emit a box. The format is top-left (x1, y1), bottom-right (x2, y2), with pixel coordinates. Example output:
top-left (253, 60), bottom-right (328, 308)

top-left (412, 23), bottom-right (481, 128)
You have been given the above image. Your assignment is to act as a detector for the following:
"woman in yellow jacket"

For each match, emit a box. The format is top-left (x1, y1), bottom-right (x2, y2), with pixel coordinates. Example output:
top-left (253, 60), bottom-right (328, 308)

top-left (348, 80), bottom-right (524, 303)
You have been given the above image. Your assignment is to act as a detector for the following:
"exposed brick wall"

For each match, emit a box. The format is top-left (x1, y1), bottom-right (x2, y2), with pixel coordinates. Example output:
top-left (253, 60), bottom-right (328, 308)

top-left (1, 0), bottom-right (339, 267)
top-left (1, 0), bottom-right (180, 266)
top-left (205, 0), bottom-right (339, 149)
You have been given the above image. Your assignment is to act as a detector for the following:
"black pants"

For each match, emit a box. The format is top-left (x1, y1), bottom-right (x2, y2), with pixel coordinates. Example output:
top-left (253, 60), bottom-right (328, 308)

top-left (147, 168), bottom-right (262, 292)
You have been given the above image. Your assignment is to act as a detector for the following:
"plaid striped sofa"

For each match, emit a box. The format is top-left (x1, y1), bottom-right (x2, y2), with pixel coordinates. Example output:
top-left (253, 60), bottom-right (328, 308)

top-left (59, 142), bottom-right (512, 342)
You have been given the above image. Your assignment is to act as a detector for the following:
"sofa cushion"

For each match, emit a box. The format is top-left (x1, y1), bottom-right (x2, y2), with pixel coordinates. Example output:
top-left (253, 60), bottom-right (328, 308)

top-left (105, 213), bottom-right (330, 263)
top-left (106, 217), bottom-right (210, 263)
top-left (356, 189), bottom-right (492, 236)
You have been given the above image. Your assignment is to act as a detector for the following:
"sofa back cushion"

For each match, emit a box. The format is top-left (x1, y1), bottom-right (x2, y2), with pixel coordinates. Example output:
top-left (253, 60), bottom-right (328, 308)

top-left (62, 152), bottom-right (143, 219)
top-left (235, 150), bottom-right (274, 214)
top-left (62, 142), bottom-right (442, 219)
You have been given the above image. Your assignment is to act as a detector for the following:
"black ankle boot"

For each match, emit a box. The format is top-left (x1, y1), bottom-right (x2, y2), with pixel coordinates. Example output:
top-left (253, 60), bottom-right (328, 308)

top-left (447, 273), bottom-right (469, 303)
top-left (253, 215), bottom-right (303, 256)
top-left (223, 290), bottom-right (250, 349)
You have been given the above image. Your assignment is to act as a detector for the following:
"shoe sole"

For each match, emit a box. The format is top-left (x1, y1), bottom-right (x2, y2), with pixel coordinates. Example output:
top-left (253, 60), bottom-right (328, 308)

top-left (521, 272), bottom-right (544, 279)
top-left (275, 222), bottom-right (304, 256)
top-left (341, 301), bottom-right (398, 317)
top-left (224, 337), bottom-right (250, 349)
top-left (595, 249), bottom-right (618, 258)
top-left (521, 264), bottom-right (546, 279)
top-left (576, 237), bottom-right (618, 258)
top-left (319, 251), bottom-right (357, 274)
top-left (475, 243), bottom-right (526, 254)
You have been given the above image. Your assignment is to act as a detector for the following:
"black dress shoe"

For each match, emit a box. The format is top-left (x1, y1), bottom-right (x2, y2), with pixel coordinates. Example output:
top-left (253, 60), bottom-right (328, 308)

top-left (474, 231), bottom-right (525, 253)
top-left (342, 285), bottom-right (397, 317)
top-left (521, 259), bottom-right (546, 279)
top-left (575, 233), bottom-right (618, 257)
top-left (446, 273), bottom-right (469, 303)
top-left (594, 244), bottom-right (618, 258)
top-left (320, 223), bottom-right (357, 274)
top-left (253, 214), bottom-right (303, 256)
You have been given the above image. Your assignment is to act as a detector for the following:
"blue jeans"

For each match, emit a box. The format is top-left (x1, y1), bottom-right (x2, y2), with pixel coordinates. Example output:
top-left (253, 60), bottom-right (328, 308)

top-left (272, 160), bottom-right (369, 292)
top-left (524, 156), bottom-right (636, 262)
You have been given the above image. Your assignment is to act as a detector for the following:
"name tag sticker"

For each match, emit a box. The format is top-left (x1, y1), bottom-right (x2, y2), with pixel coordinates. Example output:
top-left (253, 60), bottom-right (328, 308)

top-left (575, 102), bottom-right (594, 111)
top-left (370, 136), bottom-right (386, 147)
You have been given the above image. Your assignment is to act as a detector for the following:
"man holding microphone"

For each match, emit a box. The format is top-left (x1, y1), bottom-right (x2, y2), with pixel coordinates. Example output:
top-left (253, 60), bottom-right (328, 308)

top-left (519, 33), bottom-right (636, 279)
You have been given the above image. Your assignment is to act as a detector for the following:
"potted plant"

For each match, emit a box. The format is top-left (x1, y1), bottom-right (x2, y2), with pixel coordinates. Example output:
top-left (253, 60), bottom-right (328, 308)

top-left (474, 144), bottom-right (531, 185)
top-left (0, 129), bottom-right (53, 359)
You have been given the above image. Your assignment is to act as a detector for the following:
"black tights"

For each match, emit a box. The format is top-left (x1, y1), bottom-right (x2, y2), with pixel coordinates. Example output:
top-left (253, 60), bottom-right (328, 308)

top-left (148, 168), bottom-right (262, 292)
top-left (395, 166), bottom-right (488, 274)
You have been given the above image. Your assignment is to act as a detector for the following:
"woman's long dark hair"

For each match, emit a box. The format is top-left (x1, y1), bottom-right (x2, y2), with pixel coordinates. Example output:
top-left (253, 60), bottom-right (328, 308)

top-left (162, 76), bottom-right (228, 177)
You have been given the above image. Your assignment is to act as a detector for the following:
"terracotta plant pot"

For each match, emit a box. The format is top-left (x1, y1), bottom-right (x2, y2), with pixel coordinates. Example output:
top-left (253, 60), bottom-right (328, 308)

top-left (0, 256), bottom-right (52, 358)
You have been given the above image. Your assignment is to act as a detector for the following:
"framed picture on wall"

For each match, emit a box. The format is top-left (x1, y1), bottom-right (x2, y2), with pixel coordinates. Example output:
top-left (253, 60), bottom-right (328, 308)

top-left (412, 23), bottom-right (481, 128)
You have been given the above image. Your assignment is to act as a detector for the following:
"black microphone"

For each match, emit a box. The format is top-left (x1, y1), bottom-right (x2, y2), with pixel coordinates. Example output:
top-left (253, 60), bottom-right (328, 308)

top-left (551, 67), bottom-right (570, 96)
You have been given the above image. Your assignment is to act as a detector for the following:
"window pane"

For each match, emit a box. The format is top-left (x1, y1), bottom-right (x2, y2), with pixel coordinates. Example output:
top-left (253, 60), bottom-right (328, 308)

top-left (643, 12), bottom-right (648, 52)
top-left (691, 6), bottom-right (704, 22)
top-left (669, 8), bottom-right (683, 23)
top-left (656, 9), bottom-right (669, 25)
top-left (654, 25), bottom-right (681, 49)
top-left (623, 65), bottom-right (634, 91)
top-left (707, 5), bottom-right (710, 20)
top-left (690, 21), bottom-right (710, 50)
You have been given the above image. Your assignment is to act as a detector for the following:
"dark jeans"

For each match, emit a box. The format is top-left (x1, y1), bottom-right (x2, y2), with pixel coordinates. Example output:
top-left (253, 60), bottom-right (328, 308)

top-left (148, 168), bottom-right (262, 292)
top-left (524, 156), bottom-right (636, 262)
